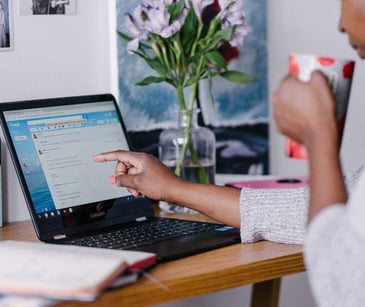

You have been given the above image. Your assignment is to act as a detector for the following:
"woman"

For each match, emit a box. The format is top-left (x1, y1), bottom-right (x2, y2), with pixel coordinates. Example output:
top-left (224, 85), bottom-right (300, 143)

top-left (0, 1), bottom-right (6, 48)
top-left (93, 0), bottom-right (365, 306)
top-left (271, 0), bottom-right (365, 304)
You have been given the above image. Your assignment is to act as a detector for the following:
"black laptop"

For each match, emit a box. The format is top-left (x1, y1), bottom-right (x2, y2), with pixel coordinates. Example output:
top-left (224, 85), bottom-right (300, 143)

top-left (0, 94), bottom-right (240, 262)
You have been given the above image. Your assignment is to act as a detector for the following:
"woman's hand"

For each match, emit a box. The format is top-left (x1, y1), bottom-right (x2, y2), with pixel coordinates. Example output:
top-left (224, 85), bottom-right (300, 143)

top-left (272, 71), bottom-right (339, 151)
top-left (93, 150), bottom-right (183, 201)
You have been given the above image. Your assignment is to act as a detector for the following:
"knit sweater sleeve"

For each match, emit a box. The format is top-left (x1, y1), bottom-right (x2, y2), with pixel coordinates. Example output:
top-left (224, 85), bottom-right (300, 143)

top-left (304, 168), bottom-right (365, 307)
top-left (239, 185), bottom-right (309, 244)
top-left (239, 167), bottom-right (362, 244)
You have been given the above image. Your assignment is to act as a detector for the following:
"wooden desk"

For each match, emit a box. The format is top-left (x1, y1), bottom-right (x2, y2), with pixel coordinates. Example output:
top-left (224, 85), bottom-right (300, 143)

top-left (0, 218), bottom-right (304, 307)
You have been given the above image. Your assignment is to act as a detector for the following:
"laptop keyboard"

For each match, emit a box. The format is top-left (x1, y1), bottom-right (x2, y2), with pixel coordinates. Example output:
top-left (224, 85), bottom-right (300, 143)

top-left (66, 218), bottom-right (219, 250)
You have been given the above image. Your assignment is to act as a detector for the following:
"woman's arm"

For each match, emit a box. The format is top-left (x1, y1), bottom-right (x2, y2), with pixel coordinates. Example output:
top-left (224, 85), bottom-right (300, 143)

top-left (93, 150), bottom-right (310, 243)
top-left (93, 149), bottom-right (363, 244)
top-left (273, 71), bottom-right (348, 222)
top-left (93, 151), bottom-right (241, 227)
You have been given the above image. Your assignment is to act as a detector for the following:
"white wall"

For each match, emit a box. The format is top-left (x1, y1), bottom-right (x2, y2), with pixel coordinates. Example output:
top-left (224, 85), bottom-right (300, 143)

top-left (2, 0), bottom-right (365, 224)
top-left (1, 0), bottom-right (364, 306)
top-left (0, 0), bottom-right (117, 222)
top-left (268, 0), bottom-right (365, 178)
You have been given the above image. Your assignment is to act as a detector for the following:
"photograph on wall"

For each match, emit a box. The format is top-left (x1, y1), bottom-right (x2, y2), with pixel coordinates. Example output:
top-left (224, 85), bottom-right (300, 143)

top-left (0, 0), bottom-right (13, 51)
top-left (116, 0), bottom-right (269, 175)
top-left (19, 0), bottom-right (77, 15)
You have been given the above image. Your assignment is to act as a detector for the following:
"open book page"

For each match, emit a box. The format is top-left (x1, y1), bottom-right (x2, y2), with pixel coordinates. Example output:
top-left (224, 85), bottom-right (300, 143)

top-left (0, 240), bottom-right (156, 301)
top-left (0, 294), bottom-right (53, 307)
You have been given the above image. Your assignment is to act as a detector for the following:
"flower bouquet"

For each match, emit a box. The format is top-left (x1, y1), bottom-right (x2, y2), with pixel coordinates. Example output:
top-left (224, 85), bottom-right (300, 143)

top-left (119, 0), bottom-right (255, 185)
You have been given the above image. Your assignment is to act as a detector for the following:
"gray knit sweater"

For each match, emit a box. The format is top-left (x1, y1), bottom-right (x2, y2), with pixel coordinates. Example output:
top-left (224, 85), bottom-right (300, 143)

top-left (239, 167), bottom-right (364, 307)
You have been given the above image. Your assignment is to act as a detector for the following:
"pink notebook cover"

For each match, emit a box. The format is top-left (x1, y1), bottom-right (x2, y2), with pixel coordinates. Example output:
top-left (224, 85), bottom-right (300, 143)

top-left (225, 176), bottom-right (309, 189)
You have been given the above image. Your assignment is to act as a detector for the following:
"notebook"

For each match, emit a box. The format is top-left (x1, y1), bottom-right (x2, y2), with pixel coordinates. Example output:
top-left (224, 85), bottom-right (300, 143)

top-left (0, 94), bottom-right (240, 262)
top-left (225, 177), bottom-right (309, 189)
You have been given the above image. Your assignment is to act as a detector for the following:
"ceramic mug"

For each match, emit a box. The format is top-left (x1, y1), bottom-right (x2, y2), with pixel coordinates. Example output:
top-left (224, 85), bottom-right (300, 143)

top-left (286, 53), bottom-right (355, 159)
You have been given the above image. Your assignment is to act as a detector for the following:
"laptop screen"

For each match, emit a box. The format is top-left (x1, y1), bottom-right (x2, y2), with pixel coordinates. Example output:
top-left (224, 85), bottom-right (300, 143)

top-left (0, 95), bottom-right (153, 240)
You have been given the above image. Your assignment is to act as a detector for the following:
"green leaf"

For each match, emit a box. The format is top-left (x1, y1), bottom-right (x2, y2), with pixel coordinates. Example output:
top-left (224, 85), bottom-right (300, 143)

top-left (129, 49), bottom-right (165, 76)
top-left (182, 35), bottom-right (195, 58)
top-left (117, 31), bottom-right (151, 51)
top-left (219, 71), bottom-right (257, 84)
top-left (135, 76), bottom-right (167, 86)
top-left (207, 72), bottom-right (215, 108)
top-left (182, 18), bottom-right (199, 50)
top-left (117, 31), bottom-right (132, 42)
top-left (206, 28), bottom-right (234, 49)
top-left (185, 75), bottom-right (200, 87)
top-left (117, 31), bottom-right (151, 49)
top-left (145, 58), bottom-right (166, 75)
top-left (206, 51), bottom-right (227, 69)
top-left (168, 0), bottom-right (185, 21)
top-left (194, 28), bottom-right (234, 57)
top-left (214, 27), bottom-right (234, 42)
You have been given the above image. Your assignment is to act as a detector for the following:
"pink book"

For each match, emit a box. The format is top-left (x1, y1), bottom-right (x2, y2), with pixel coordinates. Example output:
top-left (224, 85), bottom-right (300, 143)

top-left (225, 176), bottom-right (309, 189)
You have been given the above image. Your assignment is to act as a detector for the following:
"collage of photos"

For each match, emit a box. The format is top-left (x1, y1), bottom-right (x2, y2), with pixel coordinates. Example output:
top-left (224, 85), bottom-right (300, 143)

top-left (19, 0), bottom-right (77, 15)
top-left (1, 0), bottom-right (78, 51)
top-left (0, 0), bottom-right (11, 50)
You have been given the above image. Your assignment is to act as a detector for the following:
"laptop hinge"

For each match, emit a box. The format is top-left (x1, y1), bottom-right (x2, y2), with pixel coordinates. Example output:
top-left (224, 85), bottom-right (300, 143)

top-left (53, 234), bottom-right (67, 240)
top-left (136, 216), bottom-right (147, 222)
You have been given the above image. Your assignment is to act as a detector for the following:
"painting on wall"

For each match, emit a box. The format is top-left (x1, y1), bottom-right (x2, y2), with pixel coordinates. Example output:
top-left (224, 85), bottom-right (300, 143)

top-left (116, 0), bottom-right (269, 175)
top-left (0, 0), bottom-right (13, 51)
top-left (19, 0), bottom-right (77, 15)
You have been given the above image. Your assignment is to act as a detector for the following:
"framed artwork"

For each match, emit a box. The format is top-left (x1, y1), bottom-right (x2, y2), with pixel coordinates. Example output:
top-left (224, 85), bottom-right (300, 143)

top-left (19, 0), bottom-right (77, 15)
top-left (116, 0), bottom-right (269, 175)
top-left (0, 0), bottom-right (13, 51)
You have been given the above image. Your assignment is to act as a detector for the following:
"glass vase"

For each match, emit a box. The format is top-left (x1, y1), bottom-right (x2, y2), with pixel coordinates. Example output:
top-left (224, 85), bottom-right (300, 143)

top-left (158, 108), bottom-right (216, 214)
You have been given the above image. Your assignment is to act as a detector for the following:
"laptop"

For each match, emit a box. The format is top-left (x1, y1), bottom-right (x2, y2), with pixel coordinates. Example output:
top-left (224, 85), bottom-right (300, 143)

top-left (0, 94), bottom-right (240, 262)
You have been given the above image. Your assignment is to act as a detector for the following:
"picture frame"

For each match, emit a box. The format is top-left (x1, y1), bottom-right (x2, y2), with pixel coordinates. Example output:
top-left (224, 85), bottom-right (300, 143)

top-left (0, 0), bottom-right (13, 51)
top-left (19, 0), bottom-right (77, 15)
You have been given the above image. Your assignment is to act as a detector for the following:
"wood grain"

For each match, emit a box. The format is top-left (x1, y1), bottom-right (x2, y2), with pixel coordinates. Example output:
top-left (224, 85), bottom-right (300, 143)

top-left (0, 219), bottom-right (304, 307)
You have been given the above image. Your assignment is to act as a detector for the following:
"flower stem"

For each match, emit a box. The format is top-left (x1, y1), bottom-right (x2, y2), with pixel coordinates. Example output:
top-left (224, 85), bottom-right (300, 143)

top-left (173, 22), bottom-right (210, 184)
top-left (174, 82), bottom-right (209, 184)
top-left (176, 85), bottom-right (186, 110)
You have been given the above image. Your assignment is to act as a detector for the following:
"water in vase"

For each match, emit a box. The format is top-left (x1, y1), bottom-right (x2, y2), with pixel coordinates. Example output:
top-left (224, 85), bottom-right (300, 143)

top-left (159, 159), bottom-right (215, 214)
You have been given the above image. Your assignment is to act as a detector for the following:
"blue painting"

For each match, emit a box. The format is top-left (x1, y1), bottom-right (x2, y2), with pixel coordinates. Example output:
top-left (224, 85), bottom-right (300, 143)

top-left (116, 0), bottom-right (269, 174)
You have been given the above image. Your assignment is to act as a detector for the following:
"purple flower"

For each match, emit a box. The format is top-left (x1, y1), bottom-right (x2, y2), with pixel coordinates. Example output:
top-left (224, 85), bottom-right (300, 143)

top-left (121, 0), bottom-right (253, 91)
top-left (143, 3), bottom-right (188, 38)
top-left (217, 0), bottom-right (250, 46)
top-left (124, 5), bottom-right (149, 53)
top-left (125, 0), bottom-right (188, 49)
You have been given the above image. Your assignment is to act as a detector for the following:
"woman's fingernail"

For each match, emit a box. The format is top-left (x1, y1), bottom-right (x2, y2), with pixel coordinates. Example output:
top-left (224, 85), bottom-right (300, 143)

top-left (109, 176), bottom-right (116, 184)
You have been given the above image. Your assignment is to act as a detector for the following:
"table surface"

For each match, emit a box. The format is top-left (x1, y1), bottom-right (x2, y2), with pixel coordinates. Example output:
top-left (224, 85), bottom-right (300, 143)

top-left (0, 212), bottom-right (305, 307)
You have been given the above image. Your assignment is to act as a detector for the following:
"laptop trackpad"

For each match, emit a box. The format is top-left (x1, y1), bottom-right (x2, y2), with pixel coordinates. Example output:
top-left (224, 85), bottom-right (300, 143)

top-left (132, 229), bottom-right (240, 262)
